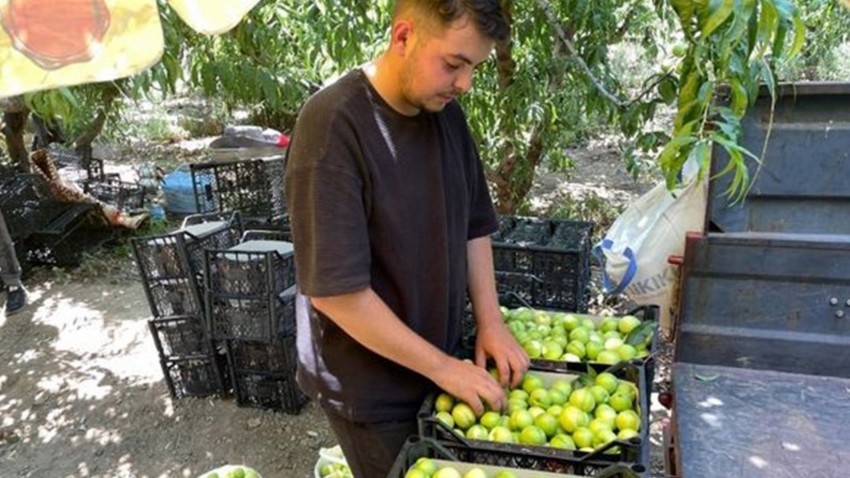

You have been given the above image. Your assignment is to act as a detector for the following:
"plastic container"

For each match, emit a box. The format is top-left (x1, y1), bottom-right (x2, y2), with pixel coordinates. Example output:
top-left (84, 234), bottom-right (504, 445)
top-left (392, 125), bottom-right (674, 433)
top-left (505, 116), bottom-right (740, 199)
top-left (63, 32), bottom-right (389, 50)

top-left (417, 361), bottom-right (650, 466)
top-left (313, 445), bottom-right (351, 478)
top-left (162, 164), bottom-right (213, 214)
top-left (388, 437), bottom-right (646, 478)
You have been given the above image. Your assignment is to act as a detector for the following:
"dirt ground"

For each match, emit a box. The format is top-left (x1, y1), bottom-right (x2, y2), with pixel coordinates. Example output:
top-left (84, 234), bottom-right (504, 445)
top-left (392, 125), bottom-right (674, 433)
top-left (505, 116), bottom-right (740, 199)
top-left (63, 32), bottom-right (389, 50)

top-left (0, 138), bottom-right (666, 478)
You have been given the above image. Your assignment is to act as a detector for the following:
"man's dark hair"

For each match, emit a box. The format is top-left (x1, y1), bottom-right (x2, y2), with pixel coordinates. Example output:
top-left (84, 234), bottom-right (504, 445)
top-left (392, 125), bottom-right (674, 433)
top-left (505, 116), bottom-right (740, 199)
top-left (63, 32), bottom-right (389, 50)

top-left (394, 0), bottom-right (510, 42)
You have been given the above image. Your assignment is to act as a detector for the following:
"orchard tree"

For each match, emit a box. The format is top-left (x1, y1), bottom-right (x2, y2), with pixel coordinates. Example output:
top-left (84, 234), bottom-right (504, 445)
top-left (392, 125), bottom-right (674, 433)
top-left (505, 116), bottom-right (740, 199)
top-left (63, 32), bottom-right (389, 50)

top-left (17, 0), bottom-right (811, 213)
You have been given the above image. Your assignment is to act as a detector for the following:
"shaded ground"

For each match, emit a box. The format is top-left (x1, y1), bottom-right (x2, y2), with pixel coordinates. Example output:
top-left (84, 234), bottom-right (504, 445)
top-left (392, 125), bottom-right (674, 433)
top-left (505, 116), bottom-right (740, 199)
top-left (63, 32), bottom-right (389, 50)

top-left (0, 136), bottom-right (667, 478)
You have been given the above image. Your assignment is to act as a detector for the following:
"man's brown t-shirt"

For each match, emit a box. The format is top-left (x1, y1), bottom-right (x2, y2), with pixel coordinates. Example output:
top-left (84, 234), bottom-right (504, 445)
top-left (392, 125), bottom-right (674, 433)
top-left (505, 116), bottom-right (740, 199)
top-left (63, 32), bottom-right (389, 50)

top-left (284, 69), bottom-right (498, 423)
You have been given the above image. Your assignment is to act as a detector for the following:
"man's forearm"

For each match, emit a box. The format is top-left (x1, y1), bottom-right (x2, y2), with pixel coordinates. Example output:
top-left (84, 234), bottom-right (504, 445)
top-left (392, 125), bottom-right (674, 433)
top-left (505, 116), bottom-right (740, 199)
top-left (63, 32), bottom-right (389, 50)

top-left (467, 236), bottom-right (502, 329)
top-left (311, 288), bottom-right (451, 380)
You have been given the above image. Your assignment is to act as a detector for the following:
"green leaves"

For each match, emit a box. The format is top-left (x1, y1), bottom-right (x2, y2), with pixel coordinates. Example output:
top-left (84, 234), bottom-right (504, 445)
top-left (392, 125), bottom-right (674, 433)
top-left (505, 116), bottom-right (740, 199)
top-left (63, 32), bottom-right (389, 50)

top-left (650, 0), bottom-right (806, 202)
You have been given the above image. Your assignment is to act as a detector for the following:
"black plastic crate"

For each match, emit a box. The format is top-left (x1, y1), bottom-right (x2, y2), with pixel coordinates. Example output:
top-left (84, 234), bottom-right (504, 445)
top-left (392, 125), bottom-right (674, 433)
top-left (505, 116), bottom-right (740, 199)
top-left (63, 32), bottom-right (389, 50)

top-left (418, 361), bottom-right (650, 466)
top-left (231, 370), bottom-right (307, 414)
top-left (207, 286), bottom-right (297, 341)
top-left (132, 213), bottom-right (241, 318)
top-left (226, 335), bottom-right (298, 375)
top-left (389, 437), bottom-right (646, 477)
top-left (190, 157), bottom-right (286, 224)
top-left (149, 315), bottom-right (213, 360)
top-left (0, 174), bottom-right (66, 241)
top-left (24, 202), bottom-right (116, 266)
top-left (205, 240), bottom-right (296, 340)
top-left (160, 357), bottom-right (224, 399)
top-left (83, 178), bottom-right (146, 211)
top-left (492, 216), bottom-right (594, 313)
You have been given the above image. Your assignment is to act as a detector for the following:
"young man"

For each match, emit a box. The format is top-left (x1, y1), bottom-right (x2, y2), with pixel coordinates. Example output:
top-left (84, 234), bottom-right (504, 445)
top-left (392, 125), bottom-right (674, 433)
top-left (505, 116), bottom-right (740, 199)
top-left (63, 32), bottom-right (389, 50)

top-left (285, 1), bottom-right (529, 476)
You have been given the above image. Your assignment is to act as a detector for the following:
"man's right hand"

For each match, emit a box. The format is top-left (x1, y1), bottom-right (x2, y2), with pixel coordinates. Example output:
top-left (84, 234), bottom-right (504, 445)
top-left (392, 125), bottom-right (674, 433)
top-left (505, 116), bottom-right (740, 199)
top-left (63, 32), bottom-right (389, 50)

top-left (431, 357), bottom-right (506, 416)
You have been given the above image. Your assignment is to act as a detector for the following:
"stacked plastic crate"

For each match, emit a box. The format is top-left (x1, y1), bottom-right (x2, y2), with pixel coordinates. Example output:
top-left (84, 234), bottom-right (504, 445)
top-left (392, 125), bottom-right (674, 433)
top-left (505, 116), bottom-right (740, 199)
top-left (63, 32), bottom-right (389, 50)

top-left (189, 156), bottom-right (288, 233)
top-left (204, 232), bottom-right (307, 414)
top-left (463, 216), bottom-right (594, 345)
top-left (132, 212), bottom-right (241, 399)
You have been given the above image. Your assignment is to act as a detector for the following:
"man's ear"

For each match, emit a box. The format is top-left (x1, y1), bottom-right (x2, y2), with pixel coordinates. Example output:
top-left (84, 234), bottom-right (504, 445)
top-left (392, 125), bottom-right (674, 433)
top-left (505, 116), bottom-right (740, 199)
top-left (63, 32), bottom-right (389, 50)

top-left (390, 19), bottom-right (415, 57)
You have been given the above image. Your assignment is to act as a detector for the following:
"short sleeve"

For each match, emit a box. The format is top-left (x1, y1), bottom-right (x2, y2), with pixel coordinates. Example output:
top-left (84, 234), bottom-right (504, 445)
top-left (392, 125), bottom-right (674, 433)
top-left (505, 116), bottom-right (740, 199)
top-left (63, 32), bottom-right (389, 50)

top-left (285, 95), bottom-right (371, 297)
top-left (466, 142), bottom-right (499, 240)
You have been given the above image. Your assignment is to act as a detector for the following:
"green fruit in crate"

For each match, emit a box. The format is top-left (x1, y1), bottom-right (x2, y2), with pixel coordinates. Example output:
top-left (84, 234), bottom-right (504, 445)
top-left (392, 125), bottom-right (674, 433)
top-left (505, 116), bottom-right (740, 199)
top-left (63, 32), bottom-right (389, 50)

top-left (619, 315), bottom-right (642, 334)
top-left (508, 398), bottom-right (528, 413)
top-left (585, 341), bottom-right (603, 360)
top-left (436, 393), bottom-right (455, 413)
top-left (616, 382), bottom-right (637, 399)
top-left (546, 404), bottom-right (563, 418)
top-left (522, 374), bottom-right (545, 394)
top-left (489, 425), bottom-right (514, 443)
top-left (528, 406), bottom-right (545, 418)
top-left (509, 409), bottom-right (534, 431)
top-left (464, 468), bottom-right (488, 478)
top-left (568, 327), bottom-right (590, 343)
top-left (480, 410), bottom-right (502, 429)
top-left (494, 471), bottom-right (519, 478)
top-left (434, 467), bottom-right (462, 478)
top-left (435, 411), bottom-right (455, 429)
top-left (604, 337), bottom-right (624, 351)
top-left (595, 373), bottom-right (619, 394)
top-left (616, 344), bottom-right (637, 361)
top-left (467, 424), bottom-right (490, 440)
top-left (452, 403), bottom-right (477, 430)
top-left (588, 418), bottom-right (613, 436)
top-left (534, 412), bottom-right (559, 437)
top-left (581, 318), bottom-right (596, 330)
top-left (572, 427), bottom-right (594, 448)
top-left (550, 378), bottom-right (573, 397)
top-left (596, 351), bottom-right (620, 365)
top-left (406, 468), bottom-right (428, 478)
top-left (523, 340), bottom-right (543, 359)
top-left (542, 340), bottom-right (563, 360)
top-left (528, 388), bottom-right (551, 408)
top-left (569, 388), bottom-right (596, 412)
top-left (609, 392), bottom-right (634, 412)
top-left (566, 340), bottom-right (586, 359)
top-left (547, 388), bottom-right (567, 406)
top-left (563, 353), bottom-right (581, 363)
top-left (599, 318), bottom-right (619, 333)
top-left (534, 311), bottom-right (552, 326)
top-left (593, 428), bottom-right (618, 449)
top-left (509, 389), bottom-right (529, 401)
top-left (558, 405), bottom-right (588, 432)
top-left (519, 425), bottom-right (548, 446)
top-left (616, 410), bottom-right (641, 431)
top-left (588, 385), bottom-right (609, 404)
top-left (550, 433), bottom-right (577, 450)
top-left (415, 458), bottom-right (438, 475)
top-left (562, 314), bottom-right (581, 330)
top-left (594, 404), bottom-right (618, 427)
top-left (618, 428), bottom-right (640, 440)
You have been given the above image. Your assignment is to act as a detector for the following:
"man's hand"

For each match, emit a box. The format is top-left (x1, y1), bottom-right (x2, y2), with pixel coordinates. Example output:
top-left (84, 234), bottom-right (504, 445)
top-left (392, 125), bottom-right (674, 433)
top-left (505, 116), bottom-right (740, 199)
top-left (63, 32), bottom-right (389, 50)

top-left (475, 319), bottom-right (529, 390)
top-left (431, 356), bottom-right (507, 416)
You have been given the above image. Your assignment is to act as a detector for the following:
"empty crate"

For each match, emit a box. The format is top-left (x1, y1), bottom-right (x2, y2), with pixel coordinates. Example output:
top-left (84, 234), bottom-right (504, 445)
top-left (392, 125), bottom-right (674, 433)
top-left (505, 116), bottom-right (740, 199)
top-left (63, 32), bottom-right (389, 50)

top-left (205, 240), bottom-right (296, 341)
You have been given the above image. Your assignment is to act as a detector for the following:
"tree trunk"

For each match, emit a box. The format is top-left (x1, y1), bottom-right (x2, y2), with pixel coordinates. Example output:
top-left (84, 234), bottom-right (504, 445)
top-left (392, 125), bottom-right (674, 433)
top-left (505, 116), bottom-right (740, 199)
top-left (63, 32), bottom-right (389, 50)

top-left (73, 85), bottom-right (119, 167)
top-left (2, 110), bottom-right (30, 174)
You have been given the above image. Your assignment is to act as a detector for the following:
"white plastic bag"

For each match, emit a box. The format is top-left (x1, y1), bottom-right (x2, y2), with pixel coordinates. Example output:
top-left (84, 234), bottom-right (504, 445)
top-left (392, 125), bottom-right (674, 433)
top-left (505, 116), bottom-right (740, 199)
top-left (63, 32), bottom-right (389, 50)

top-left (314, 445), bottom-right (352, 478)
top-left (594, 162), bottom-right (707, 335)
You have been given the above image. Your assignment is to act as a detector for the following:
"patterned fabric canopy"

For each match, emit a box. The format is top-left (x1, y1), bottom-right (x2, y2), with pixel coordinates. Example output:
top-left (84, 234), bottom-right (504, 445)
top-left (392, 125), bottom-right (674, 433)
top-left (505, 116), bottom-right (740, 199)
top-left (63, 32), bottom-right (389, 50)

top-left (0, 0), bottom-right (259, 97)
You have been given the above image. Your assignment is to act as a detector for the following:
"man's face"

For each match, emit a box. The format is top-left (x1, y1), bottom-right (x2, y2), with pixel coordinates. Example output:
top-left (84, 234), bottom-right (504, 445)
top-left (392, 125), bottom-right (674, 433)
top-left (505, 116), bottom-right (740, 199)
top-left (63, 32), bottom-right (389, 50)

top-left (398, 16), bottom-right (495, 113)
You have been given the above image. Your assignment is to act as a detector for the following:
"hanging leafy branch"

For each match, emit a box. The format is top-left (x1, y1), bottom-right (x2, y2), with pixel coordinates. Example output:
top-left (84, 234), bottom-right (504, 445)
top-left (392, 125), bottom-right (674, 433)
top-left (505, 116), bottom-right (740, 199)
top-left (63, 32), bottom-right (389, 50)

top-left (656, 0), bottom-right (805, 201)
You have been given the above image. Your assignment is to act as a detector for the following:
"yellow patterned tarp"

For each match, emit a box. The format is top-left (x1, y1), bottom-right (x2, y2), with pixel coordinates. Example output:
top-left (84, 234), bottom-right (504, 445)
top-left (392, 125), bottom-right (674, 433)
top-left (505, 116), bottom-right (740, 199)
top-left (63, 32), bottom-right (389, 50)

top-left (0, 0), bottom-right (257, 97)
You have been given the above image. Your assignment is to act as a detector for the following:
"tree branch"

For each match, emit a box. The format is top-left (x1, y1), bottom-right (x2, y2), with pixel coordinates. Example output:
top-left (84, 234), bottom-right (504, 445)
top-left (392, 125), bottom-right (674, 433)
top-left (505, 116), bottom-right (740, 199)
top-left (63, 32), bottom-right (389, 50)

top-left (533, 0), bottom-right (628, 107)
